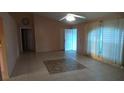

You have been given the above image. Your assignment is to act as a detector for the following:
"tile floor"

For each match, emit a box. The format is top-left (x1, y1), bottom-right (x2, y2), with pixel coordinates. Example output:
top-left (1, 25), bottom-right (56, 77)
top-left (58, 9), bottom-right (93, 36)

top-left (10, 51), bottom-right (124, 81)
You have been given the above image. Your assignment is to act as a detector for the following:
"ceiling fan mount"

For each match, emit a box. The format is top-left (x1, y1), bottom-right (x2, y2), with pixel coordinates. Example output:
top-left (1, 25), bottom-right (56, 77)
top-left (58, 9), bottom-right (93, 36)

top-left (59, 13), bottom-right (86, 22)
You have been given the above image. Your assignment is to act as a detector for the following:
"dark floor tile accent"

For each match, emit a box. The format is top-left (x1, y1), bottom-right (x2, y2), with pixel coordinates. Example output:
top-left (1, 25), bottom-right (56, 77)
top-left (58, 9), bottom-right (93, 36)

top-left (44, 58), bottom-right (86, 74)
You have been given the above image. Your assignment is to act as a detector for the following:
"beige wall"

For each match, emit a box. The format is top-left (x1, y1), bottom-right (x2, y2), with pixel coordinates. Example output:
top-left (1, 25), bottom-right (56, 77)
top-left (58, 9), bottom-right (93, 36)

top-left (0, 13), bottom-right (19, 76)
top-left (10, 13), bottom-right (35, 52)
top-left (10, 13), bottom-right (34, 27)
top-left (76, 24), bottom-right (86, 55)
top-left (34, 14), bottom-right (65, 52)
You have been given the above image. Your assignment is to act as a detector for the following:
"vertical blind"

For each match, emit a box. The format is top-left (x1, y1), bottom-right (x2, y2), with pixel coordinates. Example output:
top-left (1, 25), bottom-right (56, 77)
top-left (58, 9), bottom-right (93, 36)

top-left (87, 19), bottom-right (124, 66)
top-left (65, 28), bottom-right (77, 51)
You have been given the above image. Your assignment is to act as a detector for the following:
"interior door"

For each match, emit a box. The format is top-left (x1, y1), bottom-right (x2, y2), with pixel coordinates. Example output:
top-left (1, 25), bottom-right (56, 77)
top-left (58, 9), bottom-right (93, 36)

top-left (21, 29), bottom-right (35, 52)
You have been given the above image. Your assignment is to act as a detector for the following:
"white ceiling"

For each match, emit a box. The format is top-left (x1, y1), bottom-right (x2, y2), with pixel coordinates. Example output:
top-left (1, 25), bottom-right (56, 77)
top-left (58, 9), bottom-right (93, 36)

top-left (35, 12), bottom-right (122, 25)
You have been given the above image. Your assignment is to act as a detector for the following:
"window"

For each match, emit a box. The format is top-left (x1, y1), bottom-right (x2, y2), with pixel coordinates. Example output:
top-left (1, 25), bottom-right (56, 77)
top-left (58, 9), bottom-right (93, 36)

top-left (87, 19), bottom-right (124, 65)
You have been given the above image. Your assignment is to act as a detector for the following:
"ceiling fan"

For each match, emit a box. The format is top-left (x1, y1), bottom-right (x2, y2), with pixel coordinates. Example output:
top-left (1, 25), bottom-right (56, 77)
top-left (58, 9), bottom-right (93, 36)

top-left (59, 13), bottom-right (86, 22)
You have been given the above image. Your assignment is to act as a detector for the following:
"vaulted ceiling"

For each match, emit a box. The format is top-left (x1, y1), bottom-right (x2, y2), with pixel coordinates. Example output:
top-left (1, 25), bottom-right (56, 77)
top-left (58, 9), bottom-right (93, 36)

top-left (35, 12), bottom-right (122, 25)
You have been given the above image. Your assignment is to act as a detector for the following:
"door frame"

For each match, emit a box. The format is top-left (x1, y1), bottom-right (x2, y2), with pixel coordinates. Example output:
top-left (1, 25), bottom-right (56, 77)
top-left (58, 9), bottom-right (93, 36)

top-left (0, 17), bottom-right (9, 80)
top-left (19, 27), bottom-right (35, 53)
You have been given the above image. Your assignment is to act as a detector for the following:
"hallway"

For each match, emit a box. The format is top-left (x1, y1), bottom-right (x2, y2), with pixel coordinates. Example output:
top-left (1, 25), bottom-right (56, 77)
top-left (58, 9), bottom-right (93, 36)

top-left (10, 51), bottom-right (124, 81)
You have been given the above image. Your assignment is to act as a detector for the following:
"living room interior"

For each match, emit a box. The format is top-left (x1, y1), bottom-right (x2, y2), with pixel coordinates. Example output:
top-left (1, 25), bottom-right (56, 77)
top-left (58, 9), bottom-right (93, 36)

top-left (0, 12), bottom-right (124, 81)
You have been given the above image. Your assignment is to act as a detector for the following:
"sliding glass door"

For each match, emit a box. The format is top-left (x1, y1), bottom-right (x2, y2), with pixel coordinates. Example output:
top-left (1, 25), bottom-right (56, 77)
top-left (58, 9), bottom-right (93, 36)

top-left (87, 19), bottom-right (124, 65)
top-left (65, 28), bottom-right (77, 51)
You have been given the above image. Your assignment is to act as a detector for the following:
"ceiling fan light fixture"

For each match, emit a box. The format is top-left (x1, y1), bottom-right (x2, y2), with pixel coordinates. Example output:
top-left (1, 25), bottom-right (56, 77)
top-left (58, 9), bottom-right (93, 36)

top-left (65, 14), bottom-right (76, 22)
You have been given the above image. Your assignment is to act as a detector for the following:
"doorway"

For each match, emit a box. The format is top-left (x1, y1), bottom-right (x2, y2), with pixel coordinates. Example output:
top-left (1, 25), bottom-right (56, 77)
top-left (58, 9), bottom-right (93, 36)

top-left (20, 28), bottom-right (35, 53)
top-left (64, 28), bottom-right (77, 51)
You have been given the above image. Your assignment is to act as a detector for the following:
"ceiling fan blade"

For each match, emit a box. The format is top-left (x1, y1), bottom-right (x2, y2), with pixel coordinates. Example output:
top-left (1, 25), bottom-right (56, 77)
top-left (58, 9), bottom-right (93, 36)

top-left (59, 16), bottom-right (66, 21)
top-left (70, 13), bottom-right (86, 19)
top-left (59, 13), bottom-right (86, 21)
